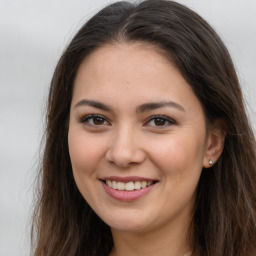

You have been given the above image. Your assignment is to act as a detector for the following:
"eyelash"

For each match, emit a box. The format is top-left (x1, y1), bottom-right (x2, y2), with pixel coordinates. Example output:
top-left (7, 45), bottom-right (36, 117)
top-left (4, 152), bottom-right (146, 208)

top-left (145, 115), bottom-right (176, 128)
top-left (80, 114), bottom-right (110, 126)
top-left (80, 114), bottom-right (176, 128)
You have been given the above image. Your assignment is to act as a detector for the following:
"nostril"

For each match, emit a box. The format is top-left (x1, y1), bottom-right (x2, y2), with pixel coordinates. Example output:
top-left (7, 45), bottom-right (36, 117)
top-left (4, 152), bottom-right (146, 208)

top-left (105, 140), bottom-right (146, 167)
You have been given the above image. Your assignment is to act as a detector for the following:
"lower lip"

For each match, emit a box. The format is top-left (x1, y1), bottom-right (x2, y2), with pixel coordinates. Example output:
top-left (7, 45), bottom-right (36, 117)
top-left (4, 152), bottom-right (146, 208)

top-left (101, 181), bottom-right (156, 202)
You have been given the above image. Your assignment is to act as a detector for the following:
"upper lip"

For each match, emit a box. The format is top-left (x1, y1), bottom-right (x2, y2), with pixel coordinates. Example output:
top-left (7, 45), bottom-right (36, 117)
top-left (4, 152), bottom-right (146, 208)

top-left (100, 176), bottom-right (158, 183)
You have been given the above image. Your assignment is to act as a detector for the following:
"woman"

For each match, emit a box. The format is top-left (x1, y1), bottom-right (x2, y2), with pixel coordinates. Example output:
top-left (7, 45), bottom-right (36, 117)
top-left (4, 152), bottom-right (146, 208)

top-left (32, 1), bottom-right (256, 255)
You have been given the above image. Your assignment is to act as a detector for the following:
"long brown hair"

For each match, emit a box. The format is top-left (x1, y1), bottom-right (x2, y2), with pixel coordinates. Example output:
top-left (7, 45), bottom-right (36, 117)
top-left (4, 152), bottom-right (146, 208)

top-left (32, 1), bottom-right (256, 255)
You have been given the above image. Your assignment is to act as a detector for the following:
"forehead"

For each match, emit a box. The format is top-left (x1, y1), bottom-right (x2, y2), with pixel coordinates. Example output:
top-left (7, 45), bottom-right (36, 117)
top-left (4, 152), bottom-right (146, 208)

top-left (72, 42), bottom-right (202, 115)
top-left (75, 42), bottom-right (172, 84)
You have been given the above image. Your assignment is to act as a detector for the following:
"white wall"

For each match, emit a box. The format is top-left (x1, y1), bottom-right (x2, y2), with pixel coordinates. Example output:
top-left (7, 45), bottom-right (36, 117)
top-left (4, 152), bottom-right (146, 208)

top-left (0, 1), bottom-right (255, 255)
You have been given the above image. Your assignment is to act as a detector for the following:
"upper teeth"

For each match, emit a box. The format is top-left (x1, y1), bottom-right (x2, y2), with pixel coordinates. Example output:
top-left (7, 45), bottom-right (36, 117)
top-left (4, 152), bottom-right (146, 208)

top-left (106, 180), bottom-right (153, 191)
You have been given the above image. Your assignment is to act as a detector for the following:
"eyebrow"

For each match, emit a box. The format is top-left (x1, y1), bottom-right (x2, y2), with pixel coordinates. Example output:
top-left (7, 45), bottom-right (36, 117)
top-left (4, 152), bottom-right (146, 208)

top-left (74, 99), bottom-right (185, 113)
top-left (74, 99), bottom-right (113, 112)
top-left (136, 101), bottom-right (185, 113)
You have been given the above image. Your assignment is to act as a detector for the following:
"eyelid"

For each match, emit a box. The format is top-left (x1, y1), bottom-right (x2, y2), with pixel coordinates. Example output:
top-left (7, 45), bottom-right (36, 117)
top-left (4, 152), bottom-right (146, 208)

top-left (78, 114), bottom-right (176, 128)
top-left (80, 114), bottom-right (110, 126)
top-left (144, 115), bottom-right (176, 127)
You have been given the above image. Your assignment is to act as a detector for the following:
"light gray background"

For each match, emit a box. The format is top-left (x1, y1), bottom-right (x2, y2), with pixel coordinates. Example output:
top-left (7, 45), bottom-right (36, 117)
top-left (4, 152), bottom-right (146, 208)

top-left (0, 0), bottom-right (255, 255)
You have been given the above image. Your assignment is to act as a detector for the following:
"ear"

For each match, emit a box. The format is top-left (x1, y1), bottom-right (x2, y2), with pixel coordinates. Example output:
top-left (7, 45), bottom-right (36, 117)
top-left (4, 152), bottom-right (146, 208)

top-left (203, 119), bottom-right (227, 168)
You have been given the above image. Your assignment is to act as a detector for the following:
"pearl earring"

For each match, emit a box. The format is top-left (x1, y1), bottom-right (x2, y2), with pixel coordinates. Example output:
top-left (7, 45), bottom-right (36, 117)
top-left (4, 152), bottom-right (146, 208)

top-left (209, 160), bottom-right (214, 165)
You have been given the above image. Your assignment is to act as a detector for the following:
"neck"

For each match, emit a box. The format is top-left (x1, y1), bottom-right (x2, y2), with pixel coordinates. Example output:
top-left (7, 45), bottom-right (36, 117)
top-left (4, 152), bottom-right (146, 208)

top-left (109, 217), bottom-right (193, 256)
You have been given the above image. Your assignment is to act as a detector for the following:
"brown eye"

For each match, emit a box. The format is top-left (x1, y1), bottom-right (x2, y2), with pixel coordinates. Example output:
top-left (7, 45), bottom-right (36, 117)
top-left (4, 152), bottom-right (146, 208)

top-left (146, 115), bottom-right (175, 128)
top-left (153, 118), bottom-right (167, 126)
top-left (81, 115), bottom-right (109, 126)
top-left (93, 116), bottom-right (105, 125)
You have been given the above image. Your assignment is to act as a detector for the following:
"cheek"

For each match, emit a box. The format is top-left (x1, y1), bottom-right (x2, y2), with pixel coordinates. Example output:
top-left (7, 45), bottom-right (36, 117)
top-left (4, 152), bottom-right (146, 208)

top-left (148, 131), bottom-right (206, 178)
top-left (68, 131), bottom-right (105, 205)
top-left (68, 131), bottom-right (105, 177)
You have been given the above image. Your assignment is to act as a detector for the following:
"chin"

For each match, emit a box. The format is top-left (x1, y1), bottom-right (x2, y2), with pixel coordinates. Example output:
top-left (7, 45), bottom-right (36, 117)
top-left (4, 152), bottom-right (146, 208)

top-left (100, 210), bottom-right (156, 233)
top-left (110, 222), bottom-right (150, 233)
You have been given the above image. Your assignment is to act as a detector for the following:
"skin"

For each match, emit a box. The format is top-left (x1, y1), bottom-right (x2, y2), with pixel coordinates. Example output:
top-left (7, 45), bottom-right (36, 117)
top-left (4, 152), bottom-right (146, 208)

top-left (68, 43), bottom-right (225, 256)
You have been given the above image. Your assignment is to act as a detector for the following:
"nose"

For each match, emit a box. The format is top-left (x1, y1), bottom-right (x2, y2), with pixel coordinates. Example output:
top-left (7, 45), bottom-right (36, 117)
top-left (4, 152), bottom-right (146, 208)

top-left (105, 126), bottom-right (146, 168)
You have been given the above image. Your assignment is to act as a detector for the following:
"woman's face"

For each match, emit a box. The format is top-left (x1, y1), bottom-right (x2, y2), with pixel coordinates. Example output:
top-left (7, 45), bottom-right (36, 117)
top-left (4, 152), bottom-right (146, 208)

top-left (68, 43), bottom-right (211, 233)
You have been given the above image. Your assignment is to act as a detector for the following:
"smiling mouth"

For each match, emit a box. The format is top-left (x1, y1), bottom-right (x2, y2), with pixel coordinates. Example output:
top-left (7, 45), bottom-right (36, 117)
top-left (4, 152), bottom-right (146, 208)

top-left (102, 180), bottom-right (157, 191)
